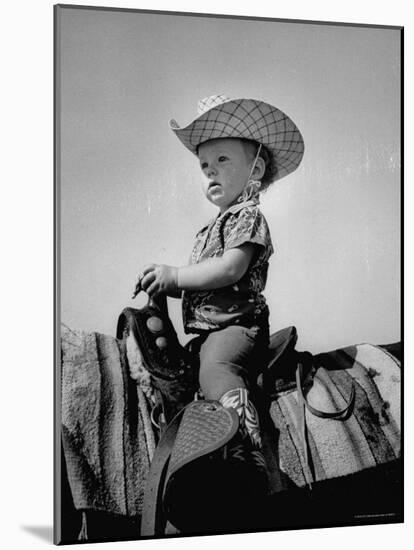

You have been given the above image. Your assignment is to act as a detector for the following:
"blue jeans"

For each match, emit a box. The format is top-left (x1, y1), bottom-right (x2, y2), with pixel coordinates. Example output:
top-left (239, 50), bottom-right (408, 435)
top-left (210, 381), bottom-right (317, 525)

top-left (195, 324), bottom-right (269, 401)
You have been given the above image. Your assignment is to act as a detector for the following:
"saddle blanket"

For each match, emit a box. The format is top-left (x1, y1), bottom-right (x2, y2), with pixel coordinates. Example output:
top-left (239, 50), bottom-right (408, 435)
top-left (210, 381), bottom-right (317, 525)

top-left (61, 325), bottom-right (155, 517)
top-left (61, 324), bottom-right (400, 515)
top-left (265, 343), bottom-right (400, 491)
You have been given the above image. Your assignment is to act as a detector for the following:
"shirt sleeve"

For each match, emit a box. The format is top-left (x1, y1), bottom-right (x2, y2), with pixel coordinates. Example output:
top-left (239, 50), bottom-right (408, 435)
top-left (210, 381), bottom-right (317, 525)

top-left (223, 206), bottom-right (274, 259)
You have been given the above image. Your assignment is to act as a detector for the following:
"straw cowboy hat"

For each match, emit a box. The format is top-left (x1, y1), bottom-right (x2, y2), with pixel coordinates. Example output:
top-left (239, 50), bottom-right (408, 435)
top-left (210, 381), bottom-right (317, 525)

top-left (169, 94), bottom-right (304, 182)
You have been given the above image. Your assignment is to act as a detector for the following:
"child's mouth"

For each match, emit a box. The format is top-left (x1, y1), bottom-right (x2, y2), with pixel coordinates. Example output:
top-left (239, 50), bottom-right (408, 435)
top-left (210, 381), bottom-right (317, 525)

top-left (208, 182), bottom-right (221, 191)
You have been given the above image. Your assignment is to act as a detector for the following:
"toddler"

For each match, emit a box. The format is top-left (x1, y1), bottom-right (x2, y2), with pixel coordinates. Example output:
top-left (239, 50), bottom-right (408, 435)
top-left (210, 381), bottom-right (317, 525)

top-left (138, 94), bottom-right (304, 491)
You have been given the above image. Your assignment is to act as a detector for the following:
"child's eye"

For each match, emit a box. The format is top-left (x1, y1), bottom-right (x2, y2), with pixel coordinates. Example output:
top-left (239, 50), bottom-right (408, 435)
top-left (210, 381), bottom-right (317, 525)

top-left (200, 162), bottom-right (208, 169)
top-left (218, 156), bottom-right (228, 162)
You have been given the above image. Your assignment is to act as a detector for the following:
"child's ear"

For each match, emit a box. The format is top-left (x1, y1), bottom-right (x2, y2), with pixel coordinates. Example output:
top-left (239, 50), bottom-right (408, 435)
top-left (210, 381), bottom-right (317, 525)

top-left (252, 157), bottom-right (266, 180)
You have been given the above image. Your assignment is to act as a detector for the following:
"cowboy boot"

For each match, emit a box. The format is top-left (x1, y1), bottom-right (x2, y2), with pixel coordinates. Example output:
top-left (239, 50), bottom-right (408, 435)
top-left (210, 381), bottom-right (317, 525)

top-left (219, 387), bottom-right (268, 497)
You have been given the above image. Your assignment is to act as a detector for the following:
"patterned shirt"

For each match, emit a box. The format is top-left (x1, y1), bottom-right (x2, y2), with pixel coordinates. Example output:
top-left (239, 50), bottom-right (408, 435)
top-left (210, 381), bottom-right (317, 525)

top-left (182, 198), bottom-right (274, 333)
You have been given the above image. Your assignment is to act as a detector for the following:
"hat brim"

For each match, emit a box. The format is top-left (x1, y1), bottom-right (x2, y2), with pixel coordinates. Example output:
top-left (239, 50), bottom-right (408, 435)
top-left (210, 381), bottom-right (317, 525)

top-left (169, 98), bottom-right (304, 182)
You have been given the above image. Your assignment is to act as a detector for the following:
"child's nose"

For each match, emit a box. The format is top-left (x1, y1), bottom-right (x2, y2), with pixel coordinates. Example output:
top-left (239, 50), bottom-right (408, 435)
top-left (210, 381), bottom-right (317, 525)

top-left (207, 164), bottom-right (217, 178)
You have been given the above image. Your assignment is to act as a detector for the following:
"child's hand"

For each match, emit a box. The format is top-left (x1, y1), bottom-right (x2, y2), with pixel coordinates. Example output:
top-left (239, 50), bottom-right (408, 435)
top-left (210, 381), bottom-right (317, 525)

top-left (140, 264), bottom-right (178, 298)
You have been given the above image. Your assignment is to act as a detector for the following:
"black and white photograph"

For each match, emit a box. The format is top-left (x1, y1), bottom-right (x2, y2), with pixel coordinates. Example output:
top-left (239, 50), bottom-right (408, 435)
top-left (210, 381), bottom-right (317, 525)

top-left (54, 4), bottom-right (402, 545)
top-left (2, 1), bottom-right (409, 549)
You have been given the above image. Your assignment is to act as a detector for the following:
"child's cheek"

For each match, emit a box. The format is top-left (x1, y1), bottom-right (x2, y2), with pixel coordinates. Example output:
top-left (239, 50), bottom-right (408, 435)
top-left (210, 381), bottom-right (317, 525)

top-left (229, 166), bottom-right (243, 185)
top-left (227, 166), bottom-right (237, 179)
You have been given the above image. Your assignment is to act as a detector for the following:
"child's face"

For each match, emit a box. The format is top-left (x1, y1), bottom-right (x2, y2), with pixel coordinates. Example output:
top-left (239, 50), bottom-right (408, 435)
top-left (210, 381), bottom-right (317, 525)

top-left (198, 138), bottom-right (253, 212)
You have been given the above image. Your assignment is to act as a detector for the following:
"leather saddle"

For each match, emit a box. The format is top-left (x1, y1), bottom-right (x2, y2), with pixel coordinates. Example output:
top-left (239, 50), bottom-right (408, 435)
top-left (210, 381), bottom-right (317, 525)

top-left (117, 299), bottom-right (300, 409)
top-left (117, 299), bottom-right (301, 535)
top-left (140, 399), bottom-right (241, 535)
top-left (117, 298), bottom-right (354, 535)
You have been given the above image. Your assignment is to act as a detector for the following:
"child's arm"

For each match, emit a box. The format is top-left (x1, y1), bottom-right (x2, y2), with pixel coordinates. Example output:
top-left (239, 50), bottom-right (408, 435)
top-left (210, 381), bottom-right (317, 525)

top-left (178, 244), bottom-right (255, 289)
top-left (156, 253), bottom-right (193, 299)
top-left (140, 243), bottom-right (255, 298)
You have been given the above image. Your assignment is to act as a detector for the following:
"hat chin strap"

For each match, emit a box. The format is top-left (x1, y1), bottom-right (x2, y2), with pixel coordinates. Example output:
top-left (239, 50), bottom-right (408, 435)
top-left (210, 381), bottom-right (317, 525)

top-left (238, 144), bottom-right (263, 203)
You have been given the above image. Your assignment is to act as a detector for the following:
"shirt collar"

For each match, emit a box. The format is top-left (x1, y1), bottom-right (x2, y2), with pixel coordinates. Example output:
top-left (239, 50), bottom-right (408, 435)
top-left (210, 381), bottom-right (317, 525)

top-left (218, 196), bottom-right (259, 218)
top-left (203, 196), bottom-right (259, 231)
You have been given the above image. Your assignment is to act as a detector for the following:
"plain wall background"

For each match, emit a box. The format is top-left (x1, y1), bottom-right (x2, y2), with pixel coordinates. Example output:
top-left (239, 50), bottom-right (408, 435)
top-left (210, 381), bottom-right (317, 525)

top-left (58, 8), bottom-right (400, 353)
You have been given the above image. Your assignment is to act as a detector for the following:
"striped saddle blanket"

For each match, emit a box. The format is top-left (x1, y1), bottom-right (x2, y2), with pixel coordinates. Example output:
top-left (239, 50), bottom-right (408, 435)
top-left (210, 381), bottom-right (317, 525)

top-left (264, 343), bottom-right (401, 492)
top-left (61, 325), bottom-right (155, 519)
top-left (61, 323), bottom-right (400, 519)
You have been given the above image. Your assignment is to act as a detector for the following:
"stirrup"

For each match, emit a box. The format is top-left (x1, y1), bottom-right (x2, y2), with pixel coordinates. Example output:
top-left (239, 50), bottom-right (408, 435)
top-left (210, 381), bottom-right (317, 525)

top-left (141, 399), bottom-right (240, 535)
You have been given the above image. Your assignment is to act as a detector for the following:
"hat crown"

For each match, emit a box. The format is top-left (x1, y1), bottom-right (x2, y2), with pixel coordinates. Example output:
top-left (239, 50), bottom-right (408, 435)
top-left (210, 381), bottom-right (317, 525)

top-left (197, 94), bottom-right (231, 115)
